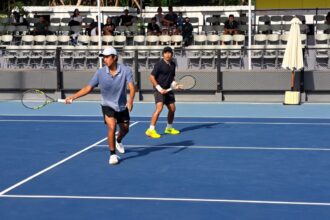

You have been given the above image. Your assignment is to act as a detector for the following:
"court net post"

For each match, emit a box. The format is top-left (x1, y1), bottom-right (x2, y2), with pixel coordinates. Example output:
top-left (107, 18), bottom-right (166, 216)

top-left (134, 49), bottom-right (142, 101)
top-left (216, 49), bottom-right (223, 101)
top-left (55, 47), bottom-right (64, 99)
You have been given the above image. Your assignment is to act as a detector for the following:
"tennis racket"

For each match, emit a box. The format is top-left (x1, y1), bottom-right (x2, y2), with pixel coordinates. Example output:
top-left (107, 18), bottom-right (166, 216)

top-left (167, 75), bottom-right (197, 92)
top-left (22, 89), bottom-right (68, 110)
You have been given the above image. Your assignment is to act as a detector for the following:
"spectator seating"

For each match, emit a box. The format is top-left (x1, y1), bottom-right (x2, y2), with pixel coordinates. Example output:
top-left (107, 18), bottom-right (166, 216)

top-left (0, 11), bottom-right (329, 71)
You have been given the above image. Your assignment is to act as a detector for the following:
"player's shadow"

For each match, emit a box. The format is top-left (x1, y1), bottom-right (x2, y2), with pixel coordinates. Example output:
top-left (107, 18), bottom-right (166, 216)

top-left (122, 140), bottom-right (194, 161)
top-left (180, 123), bottom-right (221, 133)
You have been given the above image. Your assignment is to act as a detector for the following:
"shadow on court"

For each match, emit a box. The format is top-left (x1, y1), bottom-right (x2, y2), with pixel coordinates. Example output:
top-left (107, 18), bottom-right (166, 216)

top-left (122, 140), bottom-right (194, 161)
top-left (179, 123), bottom-right (221, 133)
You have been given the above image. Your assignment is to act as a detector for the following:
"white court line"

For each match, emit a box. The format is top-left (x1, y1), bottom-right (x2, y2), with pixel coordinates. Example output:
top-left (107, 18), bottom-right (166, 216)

top-left (0, 121), bottom-right (139, 196)
top-left (3, 114), bottom-right (330, 120)
top-left (2, 119), bottom-right (330, 126)
top-left (5, 100), bottom-right (330, 105)
top-left (97, 144), bottom-right (330, 152)
top-left (1, 194), bottom-right (330, 207)
top-left (136, 121), bottom-right (330, 126)
top-left (0, 120), bottom-right (103, 123)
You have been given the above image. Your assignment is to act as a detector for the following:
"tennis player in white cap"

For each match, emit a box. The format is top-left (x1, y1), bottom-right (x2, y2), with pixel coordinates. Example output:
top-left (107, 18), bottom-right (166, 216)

top-left (65, 46), bottom-right (135, 165)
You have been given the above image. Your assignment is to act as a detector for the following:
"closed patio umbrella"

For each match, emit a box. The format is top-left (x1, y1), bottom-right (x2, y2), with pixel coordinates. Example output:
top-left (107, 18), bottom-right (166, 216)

top-left (282, 17), bottom-right (304, 91)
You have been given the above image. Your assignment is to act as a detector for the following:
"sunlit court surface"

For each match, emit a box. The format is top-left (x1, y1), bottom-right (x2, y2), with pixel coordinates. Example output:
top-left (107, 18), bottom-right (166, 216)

top-left (0, 102), bottom-right (330, 220)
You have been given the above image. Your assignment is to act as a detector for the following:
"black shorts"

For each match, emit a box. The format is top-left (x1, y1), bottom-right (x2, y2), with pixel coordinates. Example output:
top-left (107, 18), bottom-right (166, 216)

top-left (101, 106), bottom-right (130, 124)
top-left (154, 90), bottom-right (175, 105)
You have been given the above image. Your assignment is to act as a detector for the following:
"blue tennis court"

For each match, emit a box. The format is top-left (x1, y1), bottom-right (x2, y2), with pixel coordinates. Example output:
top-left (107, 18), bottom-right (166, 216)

top-left (1, 102), bottom-right (330, 220)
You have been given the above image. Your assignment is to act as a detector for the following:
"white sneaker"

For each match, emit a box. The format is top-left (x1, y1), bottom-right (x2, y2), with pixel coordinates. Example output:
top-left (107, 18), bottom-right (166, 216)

top-left (109, 154), bottom-right (120, 165)
top-left (115, 140), bottom-right (125, 154)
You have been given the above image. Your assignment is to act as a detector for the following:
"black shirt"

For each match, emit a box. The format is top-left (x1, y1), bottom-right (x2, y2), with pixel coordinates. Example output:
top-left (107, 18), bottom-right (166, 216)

top-left (120, 15), bottom-right (133, 26)
top-left (151, 59), bottom-right (176, 89)
top-left (164, 13), bottom-right (178, 26)
top-left (147, 22), bottom-right (161, 33)
top-left (182, 22), bottom-right (193, 38)
top-left (224, 19), bottom-right (239, 30)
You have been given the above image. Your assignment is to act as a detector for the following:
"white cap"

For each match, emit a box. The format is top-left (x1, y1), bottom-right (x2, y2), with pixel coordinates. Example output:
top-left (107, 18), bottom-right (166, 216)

top-left (99, 46), bottom-right (118, 57)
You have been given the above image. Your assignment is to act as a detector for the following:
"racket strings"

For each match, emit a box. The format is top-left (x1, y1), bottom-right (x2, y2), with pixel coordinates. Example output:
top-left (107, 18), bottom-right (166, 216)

top-left (22, 90), bottom-right (48, 109)
top-left (179, 76), bottom-right (196, 90)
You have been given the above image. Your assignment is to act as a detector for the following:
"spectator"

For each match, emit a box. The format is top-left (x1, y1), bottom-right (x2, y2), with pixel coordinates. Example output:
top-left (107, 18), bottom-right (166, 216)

top-left (103, 17), bottom-right (116, 36)
top-left (32, 16), bottom-right (50, 35)
top-left (120, 9), bottom-right (133, 26)
top-left (176, 11), bottom-right (184, 32)
top-left (69, 9), bottom-right (83, 45)
top-left (69, 8), bottom-right (82, 27)
top-left (224, 14), bottom-right (239, 35)
top-left (147, 17), bottom-right (161, 36)
top-left (171, 24), bottom-right (180, 35)
top-left (163, 6), bottom-right (178, 34)
top-left (326, 12), bottom-right (330, 25)
top-left (182, 17), bottom-right (193, 46)
top-left (154, 7), bottom-right (165, 31)
top-left (87, 16), bottom-right (104, 36)
top-left (11, 11), bottom-right (29, 27)
top-left (86, 17), bottom-right (96, 36)
top-left (325, 12), bottom-right (330, 34)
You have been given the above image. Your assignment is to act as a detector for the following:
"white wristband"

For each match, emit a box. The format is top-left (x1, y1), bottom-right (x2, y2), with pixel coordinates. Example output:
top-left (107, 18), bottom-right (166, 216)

top-left (155, 85), bottom-right (163, 92)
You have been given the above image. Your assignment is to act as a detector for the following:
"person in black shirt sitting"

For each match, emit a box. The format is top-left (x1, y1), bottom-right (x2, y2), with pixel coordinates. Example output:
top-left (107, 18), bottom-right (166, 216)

top-left (120, 9), bottom-right (133, 26)
top-left (32, 16), bottom-right (50, 35)
top-left (164, 6), bottom-right (178, 34)
top-left (224, 14), bottom-right (239, 35)
top-left (147, 17), bottom-right (161, 36)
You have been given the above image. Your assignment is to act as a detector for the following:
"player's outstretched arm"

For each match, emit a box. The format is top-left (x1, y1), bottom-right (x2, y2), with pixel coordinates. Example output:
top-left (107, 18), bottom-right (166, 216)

top-left (65, 85), bottom-right (93, 104)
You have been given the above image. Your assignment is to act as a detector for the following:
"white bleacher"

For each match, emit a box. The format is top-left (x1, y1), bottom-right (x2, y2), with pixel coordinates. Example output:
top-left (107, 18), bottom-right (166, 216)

top-left (0, 6), bottom-right (328, 71)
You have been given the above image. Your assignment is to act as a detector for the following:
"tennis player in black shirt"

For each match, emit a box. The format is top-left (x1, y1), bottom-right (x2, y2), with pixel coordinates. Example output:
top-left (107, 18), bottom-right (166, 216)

top-left (145, 47), bottom-right (181, 138)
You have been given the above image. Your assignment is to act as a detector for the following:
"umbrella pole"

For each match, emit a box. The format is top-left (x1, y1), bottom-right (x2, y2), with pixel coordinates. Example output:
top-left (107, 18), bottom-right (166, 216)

top-left (291, 70), bottom-right (294, 91)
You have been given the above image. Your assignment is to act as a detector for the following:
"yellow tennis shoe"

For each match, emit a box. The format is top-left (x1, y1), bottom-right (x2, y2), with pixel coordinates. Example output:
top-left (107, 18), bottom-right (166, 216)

top-left (145, 129), bottom-right (161, 138)
top-left (164, 127), bottom-right (180, 135)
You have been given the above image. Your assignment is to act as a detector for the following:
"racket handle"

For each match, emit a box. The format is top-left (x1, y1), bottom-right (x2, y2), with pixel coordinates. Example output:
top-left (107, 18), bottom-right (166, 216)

top-left (57, 99), bottom-right (66, 103)
top-left (166, 85), bottom-right (183, 92)
top-left (57, 99), bottom-right (72, 103)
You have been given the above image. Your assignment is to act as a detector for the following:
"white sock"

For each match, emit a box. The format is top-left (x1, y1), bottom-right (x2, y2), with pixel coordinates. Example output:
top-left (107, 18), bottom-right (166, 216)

top-left (166, 123), bottom-right (173, 129)
top-left (149, 125), bottom-right (155, 130)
